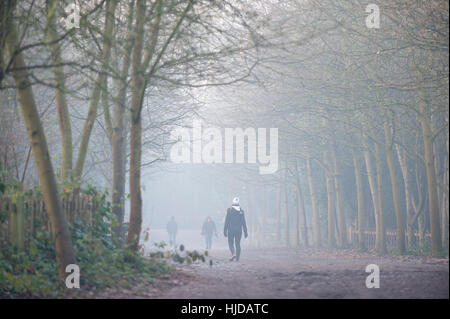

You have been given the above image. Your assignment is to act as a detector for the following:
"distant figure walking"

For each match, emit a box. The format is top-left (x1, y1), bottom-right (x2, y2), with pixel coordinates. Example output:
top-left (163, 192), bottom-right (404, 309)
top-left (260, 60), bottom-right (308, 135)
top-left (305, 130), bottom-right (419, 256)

top-left (224, 197), bottom-right (248, 261)
top-left (201, 216), bottom-right (217, 250)
top-left (166, 216), bottom-right (178, 246)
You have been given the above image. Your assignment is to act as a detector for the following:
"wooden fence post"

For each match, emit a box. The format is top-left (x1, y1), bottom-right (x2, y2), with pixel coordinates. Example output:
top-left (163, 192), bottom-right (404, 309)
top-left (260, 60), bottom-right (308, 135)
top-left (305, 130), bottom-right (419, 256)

top-left (8, 194), bottom-right (25, 251)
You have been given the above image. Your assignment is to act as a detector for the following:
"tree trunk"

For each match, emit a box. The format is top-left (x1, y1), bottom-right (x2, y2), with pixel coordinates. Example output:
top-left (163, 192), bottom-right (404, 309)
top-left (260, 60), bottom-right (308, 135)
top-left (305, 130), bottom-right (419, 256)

top-left (73, 0), bottom-right (117, 181)
top-left (283, 165), bottom-right (290, 247)
top-left (383, 112), bottom-right (405, 254)
top-left (127, 113), bottom-right (142, 251)
top-left (362, 134), bottom-right (381, 251)
top-left (111, 125), bottom-right (127, 240)
top-left (111, 0), bottom-right (135, 241)
top-left (126, 0), bottom-right (146, 251)
top-left (352, 148), bottom-right (365, 251)
top-left (323, 151), bottom-right (336, 248)
top-left (374, 142), bottom-right (387, 253)
top-left (6, 21), bottom-right (75, 279)
top-left (412, 156), bottom-right (426, 248)
top-left (411, 53), bottom-right (443, 256)
top-left (276, 181), bottom-right (282, 242)
top-left (306, 155), bottom-right (321, 247)
top-left (418, 92), bottom-right (442, 256)
top-left (331, 146), bottom-right (346, 247)
top-left (46, 0), bottom-right (73, 182)
top-left (396, 145), bottom-right (414, 248)
top-left (293, 182), bottom-right (300, 248)
top-left (294, 160), bottom-right (308, 246)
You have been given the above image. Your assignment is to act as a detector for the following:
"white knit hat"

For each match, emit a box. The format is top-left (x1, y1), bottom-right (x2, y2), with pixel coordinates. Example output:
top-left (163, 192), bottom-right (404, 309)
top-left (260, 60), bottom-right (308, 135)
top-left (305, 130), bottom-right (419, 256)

top-left (232, 197), bottom-right (240, 205)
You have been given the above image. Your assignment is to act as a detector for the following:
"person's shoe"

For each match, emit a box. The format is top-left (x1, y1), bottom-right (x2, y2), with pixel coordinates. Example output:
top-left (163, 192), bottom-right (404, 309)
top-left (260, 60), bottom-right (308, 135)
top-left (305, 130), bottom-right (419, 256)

top-left (229, 255), bottom-right (236, 261)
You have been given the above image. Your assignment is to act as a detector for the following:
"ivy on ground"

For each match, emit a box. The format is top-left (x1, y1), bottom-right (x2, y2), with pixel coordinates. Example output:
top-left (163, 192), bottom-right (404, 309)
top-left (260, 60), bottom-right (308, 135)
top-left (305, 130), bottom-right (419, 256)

top-left (0, 185), bottom-right (172, 298)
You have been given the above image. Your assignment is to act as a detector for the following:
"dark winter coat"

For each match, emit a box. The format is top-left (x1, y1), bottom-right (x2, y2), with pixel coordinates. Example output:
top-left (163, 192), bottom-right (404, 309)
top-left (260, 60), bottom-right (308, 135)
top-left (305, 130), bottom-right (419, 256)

top-left (224, 206), bottom-right (248, 237)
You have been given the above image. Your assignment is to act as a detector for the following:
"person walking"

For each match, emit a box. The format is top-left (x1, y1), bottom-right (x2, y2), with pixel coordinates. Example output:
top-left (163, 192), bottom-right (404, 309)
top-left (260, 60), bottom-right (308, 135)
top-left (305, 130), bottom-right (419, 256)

top-left (201, 216), bottom-right (217, 250)
top-left (224, 197), bottom-right (248, 261)
top-left (166, 216), bottom-right (178, 246)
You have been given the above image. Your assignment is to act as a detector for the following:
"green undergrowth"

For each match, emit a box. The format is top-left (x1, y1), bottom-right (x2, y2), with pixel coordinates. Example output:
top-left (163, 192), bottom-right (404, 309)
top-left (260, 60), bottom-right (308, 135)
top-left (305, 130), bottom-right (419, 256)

top-left (0, 186), bottom-right (174, 298)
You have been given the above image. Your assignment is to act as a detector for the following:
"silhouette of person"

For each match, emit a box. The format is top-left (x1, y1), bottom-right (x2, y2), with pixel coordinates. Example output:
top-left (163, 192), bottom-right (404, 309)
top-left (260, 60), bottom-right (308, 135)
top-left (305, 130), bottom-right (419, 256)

top-left (201, 216), bottom-right (217, 250)
top-left (166, 216), bottom-right (178, 246)
top-left (224, 197), bottom-right (248, 261)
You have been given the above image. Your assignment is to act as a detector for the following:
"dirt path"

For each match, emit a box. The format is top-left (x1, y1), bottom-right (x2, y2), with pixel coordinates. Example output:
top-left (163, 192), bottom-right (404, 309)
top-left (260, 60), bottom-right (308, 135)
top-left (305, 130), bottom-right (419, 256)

top-left (154, 248), bottom-right (448, 299)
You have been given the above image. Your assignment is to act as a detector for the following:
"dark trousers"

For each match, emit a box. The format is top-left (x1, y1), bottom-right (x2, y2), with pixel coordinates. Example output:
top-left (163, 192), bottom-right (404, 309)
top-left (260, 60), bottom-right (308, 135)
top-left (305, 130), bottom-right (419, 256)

top-left (227, 231), bottom-right (242, 260)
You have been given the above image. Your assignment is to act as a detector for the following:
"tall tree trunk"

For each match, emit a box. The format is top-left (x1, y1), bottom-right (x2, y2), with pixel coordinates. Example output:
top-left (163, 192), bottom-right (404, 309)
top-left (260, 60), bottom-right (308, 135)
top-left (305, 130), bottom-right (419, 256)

top-left (46, 0), bottom-right (73, 182)
top-left (396, 145), bottom-right (414, 248)
top-left (306, 155), bottom-right (321, 247)
top-left (383, 112), bottom-right (405, 254)
top-left (6, 20), bottom-right (75, 279)
top-left (374, 142), bottom-right (387, 253)
top-left (283, 165), bottom-right (290, 247)
top-left (324, 151), bottom-right (336, 248)
top-left (128, 111), bottom-right (142, 250)
top-left (352, 148), bottom-right (365, 251)
top-left (111, 0), bottom-right (135, 241)
top-left (417, 92), bottom-right (442, 256)
top-left (331, 145), bottom-right (347, 247)
top-left (126, 0), bottom-right (189, 250)
top-left (431, 122), bottom-right (444, 249)
top-left (411, 53), bottom-right (443, 256)
top-left (126, 0), bottom-right (146, 251)
top-left (260, 186), bottom-right (268, 248)
top-left (363, 134), bottom-right (382, 252)
top-left (276, 181), bottom-right (282, 242)
top-left (293, 181), bottom-right (300, 248)
top-left (111, 122), bottom-right (127, 241)
top-left (294, 160), bottom-right (308, 246)
top-left (412, 156), bottom-right (426, 248)
top-left (73, 0), bottom-right (117, 181)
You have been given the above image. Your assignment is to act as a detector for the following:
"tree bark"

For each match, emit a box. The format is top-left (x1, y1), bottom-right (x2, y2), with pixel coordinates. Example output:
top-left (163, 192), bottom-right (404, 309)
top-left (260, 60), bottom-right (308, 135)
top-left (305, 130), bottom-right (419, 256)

top-left (306, 155), bottom-right (321, 247)
top-left (396, 145), bottom-right (414, 248)
top-left (410, 52), bottom-right (443, 256)
top-left (331, 145), bottom-right (347, 247)
top-left (126, 0), bottom-right (146, 250)
top-left (293, 181), bottom-right (300, 248)
top-left (352, 148), bottom-right (365, 251)
top-left (374, 142), bottom-right (387, 253)
top-left (46, 0), bottom-right (73, 182)
top-left (294, 160), bottom-right (308, 246)
top-left (362, 134), bottom-right (383, 253)
top-left (383, 112), bottom-right (405, 254)
top-left (111, 0), bottom-right (135, 242)
top-left (417, 89), bottom-right (442, 256)
top-left (323, 151), bottom-right (336, 248)
top-left (283, 165), bottom-right (290, 247)
top-left (276, 181), bottom-right (282, 242)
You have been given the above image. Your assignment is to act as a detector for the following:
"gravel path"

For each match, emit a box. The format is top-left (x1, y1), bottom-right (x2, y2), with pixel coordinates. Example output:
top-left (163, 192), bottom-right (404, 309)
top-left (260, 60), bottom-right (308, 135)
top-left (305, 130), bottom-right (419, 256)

top-left (156, 247), bottom-right (449, 299)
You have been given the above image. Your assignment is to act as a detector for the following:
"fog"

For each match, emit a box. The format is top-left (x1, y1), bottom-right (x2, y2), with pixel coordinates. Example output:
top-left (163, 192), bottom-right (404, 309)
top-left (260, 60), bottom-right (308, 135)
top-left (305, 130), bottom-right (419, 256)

top-left (1, 0), bottom-right (448, 299)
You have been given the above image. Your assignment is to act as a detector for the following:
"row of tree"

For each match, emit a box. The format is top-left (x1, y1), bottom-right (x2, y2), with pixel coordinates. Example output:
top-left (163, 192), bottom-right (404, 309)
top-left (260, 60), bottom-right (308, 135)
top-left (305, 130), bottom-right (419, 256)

top-left (0, 0), bottom-right (448, 282)
top-left (200, 0), bottom-right (448, 257)
top-left (1, 0), bottom-right (265, 279)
